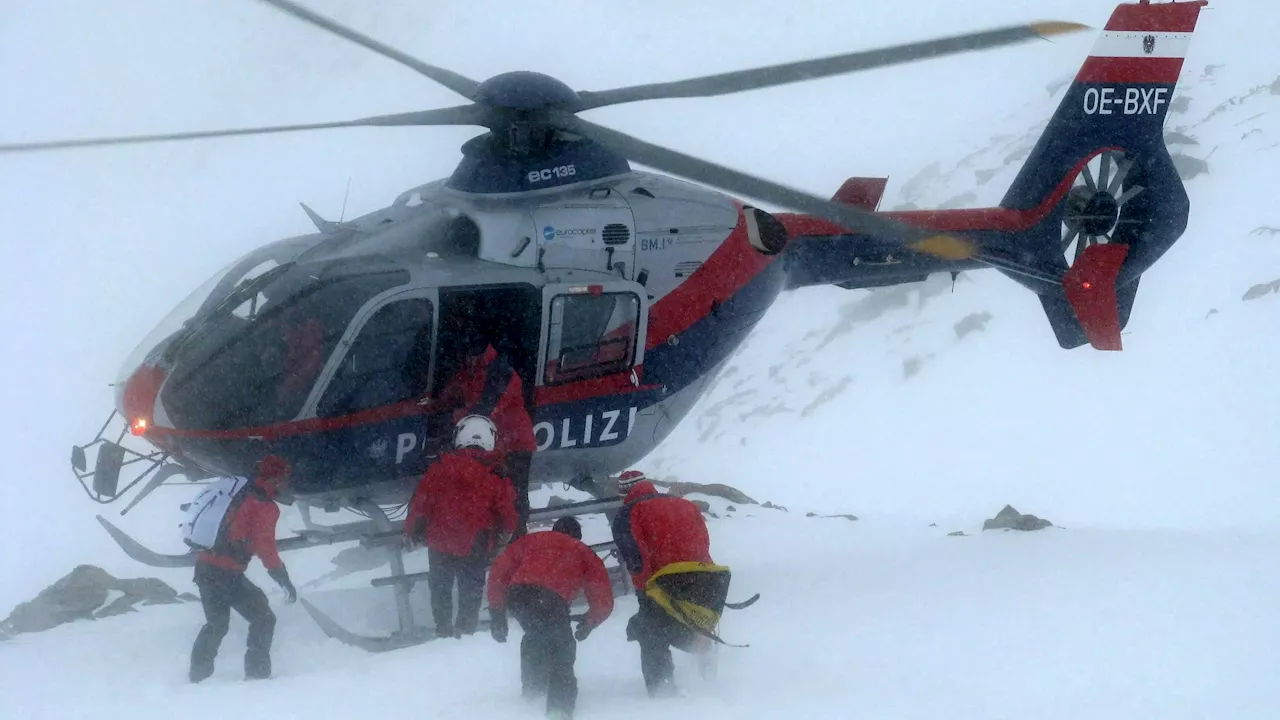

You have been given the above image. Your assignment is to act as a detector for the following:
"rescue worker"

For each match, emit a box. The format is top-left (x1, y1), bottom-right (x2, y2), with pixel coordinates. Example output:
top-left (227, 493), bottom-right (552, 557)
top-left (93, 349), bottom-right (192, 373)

top-left (189, 454), bottom-right (297, 683)
top-left (486, 516), bottom-right (614, 720)
top-left (434, 335), bottom-right (536, 534)
top-left (405, 415), bottom-right (517, 637)
top-left (610, 470), bottom-right (729, 697)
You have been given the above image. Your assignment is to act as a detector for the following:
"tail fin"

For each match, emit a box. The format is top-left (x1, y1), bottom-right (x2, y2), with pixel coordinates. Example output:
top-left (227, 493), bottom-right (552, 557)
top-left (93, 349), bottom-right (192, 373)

top-left (1000, 0), bottom-right (1208, 350)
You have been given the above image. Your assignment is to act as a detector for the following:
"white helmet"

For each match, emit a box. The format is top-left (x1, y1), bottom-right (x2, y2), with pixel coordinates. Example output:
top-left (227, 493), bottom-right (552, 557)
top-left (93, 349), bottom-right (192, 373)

top-left (454, 415), bottom-right (497, 452)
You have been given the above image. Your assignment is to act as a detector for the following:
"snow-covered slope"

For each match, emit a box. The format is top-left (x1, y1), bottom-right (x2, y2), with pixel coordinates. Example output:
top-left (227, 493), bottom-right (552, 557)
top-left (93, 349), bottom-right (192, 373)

top-left (4, 514), bottom-right (1280, 719)
top-left (1, 0), bottom-right (1278, 716)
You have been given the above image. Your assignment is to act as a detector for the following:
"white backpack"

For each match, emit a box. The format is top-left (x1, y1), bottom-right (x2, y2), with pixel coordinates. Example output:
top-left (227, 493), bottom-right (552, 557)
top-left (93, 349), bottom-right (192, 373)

top-left (180, 476), bottom-right (249, 550)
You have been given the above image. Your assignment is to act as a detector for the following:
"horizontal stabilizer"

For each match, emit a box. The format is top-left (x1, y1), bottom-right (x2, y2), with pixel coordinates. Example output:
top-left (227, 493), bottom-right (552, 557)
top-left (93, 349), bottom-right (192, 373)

top-left (1062, 244), bottom-right (1129, 351)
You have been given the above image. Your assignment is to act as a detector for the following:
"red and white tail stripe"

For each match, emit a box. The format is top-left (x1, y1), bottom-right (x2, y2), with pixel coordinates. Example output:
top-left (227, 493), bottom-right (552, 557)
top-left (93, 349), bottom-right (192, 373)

top-left (1076, 0), bottom-right (1207, 84)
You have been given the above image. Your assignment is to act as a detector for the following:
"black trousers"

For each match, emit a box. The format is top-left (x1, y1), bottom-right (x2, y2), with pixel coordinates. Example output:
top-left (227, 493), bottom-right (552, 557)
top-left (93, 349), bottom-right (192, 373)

top-left (189, 561), bottom-right (276, 681)
top-left (427, 548), bottom-right (488, 636)
top-left (504, 451), bottom-right (533, 536)
top-left (507, 584), bottom-right (577, 717)
top-left (628, 594), bottom-right (695, 694)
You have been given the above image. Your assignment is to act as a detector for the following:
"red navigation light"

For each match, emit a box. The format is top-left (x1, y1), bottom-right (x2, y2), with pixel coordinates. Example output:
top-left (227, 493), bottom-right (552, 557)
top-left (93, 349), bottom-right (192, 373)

top-left (122, 365), bottom-right (166, 437)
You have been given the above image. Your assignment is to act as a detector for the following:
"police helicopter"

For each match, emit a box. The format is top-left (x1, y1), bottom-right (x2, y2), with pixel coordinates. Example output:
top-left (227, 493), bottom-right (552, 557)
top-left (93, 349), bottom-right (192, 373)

top-left (6, 0), bottom-right (1208, 649)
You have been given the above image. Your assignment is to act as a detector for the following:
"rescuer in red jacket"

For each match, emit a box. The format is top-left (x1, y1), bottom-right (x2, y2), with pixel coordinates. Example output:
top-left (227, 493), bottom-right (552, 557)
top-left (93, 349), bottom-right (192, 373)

top-left (610, 470), bottom-right (720, 697)
top-left (434, 339), bottom-right (536, 534)
top-left (486, 516), bottom-right (614, 719)
top-left (405, 415), bottom-right (517, 637)
top-left (189, 455), bottom-right (297, 683)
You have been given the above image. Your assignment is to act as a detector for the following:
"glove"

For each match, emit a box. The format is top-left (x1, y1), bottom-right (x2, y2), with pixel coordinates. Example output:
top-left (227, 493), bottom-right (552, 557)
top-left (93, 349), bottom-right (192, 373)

top-left (574, 618), bottom-right (594, 642)
top-left (268, 567), bottom-right (297, 604)
top-left (489, 609), bottom-right (508, 643)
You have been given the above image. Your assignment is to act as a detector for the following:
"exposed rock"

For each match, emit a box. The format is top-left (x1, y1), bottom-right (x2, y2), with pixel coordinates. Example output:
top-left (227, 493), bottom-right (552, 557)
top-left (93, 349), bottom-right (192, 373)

top-left (903, 356), bottom-right (924, 379)
top-left (948, 531), bottom-right (968, 537)
top-left (726, 505), bottom-right (737, 513)
top-left (1164, 130), bottom-right (1199, 146)
top-left (1251, 226), bottom-right (1280, 237)
top-left (1242, 279), bottom-right (1280, 301)
top-left (1, 565), bottom-right (188, 637)
top-left (983, 505), bottom-right (1053, 532)
top-left (801, 376), bottom-right (853, 418)
top-left (1169, 95), bottom-right (1192, 114)
top-left (1271, 75), bottom-right (1280, 95)
top-left (929, 523), bottom-right (938, 527)
top-left (761, 501), bottom-right (788, 512)
top-left (1206, 308), bottom-right (1219, 319)
top-left (806, 513), bottom-right (858, 522)
top-left (1170, 153), bottom-right (1210, 180)
top-left (953, 312), bottom-right (993, 340)
top-left (651, 479), bottom-right (758, 506)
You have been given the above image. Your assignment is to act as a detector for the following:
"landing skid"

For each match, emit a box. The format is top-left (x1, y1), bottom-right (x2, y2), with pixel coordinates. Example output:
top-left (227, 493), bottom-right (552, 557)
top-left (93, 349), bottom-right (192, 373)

top-left (97, 494), bottom-right (629, 653)
top-left (299, 598), bottom-right (452, 652)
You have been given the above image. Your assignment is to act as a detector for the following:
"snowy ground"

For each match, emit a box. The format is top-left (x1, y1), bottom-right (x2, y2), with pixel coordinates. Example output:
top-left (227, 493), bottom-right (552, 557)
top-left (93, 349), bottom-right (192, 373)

top-left (4, 512), bottom-right (1279, 719)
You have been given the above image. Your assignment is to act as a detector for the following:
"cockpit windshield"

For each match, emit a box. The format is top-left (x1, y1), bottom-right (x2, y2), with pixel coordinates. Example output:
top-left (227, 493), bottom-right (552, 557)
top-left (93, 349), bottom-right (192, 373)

top-left (159, 255), bottom-right (410, 430)
top-left (115, 237), bottom-right (318, 387)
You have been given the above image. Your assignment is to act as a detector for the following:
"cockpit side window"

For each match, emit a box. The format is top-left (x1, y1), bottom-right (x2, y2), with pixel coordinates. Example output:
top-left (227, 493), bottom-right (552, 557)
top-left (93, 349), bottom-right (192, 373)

top-left (316, 298), bottom-right (434, 418)
top-left (544, 292), bottom-right (640, 384)
top-left (160, 269), bottom-right (409, 430)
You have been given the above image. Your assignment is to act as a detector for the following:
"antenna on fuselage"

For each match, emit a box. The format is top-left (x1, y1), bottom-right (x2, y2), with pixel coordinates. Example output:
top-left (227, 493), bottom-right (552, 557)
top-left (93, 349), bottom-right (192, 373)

top-left (340, 176), bottom-right (352, 223)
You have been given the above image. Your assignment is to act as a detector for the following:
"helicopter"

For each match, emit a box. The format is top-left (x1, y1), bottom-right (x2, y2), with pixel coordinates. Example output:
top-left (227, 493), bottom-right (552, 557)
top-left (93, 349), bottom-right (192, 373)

top-left (5, 0), bottom-right (1208, 650)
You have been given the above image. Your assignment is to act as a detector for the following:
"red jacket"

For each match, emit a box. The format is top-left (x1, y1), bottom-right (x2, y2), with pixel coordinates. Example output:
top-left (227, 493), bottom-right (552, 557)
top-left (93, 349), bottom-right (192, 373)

top-left (199, 489), bottom-right (284, 573)
top-left (610, 481), bottom-right (713, 589)
top-left (486, 530), bottom-right (614, 626)
top-left (405, 449), bottom-right (517, 558)
top-left (435, 345), bottom-right (536, 458)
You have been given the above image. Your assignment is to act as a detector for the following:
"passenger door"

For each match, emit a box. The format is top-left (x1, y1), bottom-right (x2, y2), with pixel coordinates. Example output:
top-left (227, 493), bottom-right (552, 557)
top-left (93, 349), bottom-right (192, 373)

top-left (535, 281), bottom-right (649, 451)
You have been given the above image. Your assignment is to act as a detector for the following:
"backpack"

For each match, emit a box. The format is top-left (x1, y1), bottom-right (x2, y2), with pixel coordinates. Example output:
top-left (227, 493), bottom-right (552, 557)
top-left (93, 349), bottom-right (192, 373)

top-left (180, 476), bottom-right (249, 551)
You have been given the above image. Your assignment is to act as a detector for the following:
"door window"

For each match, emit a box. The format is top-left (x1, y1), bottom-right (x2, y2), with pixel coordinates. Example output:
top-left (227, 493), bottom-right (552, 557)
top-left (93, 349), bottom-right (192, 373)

top-left (316, 298), bottom-right (434, 417)
top-left (545, 292), bottom-right (640, 384)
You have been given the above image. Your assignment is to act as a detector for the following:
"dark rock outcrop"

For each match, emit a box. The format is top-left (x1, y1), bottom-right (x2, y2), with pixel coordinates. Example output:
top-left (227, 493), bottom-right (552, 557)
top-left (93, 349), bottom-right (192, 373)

top-left (1242, 279), bottom-right (1280, 301)
top-left (650, 479), bottom-right (758, 506)
top-left (982, 505), bottom-right (1053, 532)
top-left (1, 565), bottom-right (186, 637)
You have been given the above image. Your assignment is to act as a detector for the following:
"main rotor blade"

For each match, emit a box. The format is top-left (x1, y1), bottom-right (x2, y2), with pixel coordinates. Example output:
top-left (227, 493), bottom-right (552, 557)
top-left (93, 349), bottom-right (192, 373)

top-left (0, 104), bottom-right (487, 154)
top-left (573, 21), bottom-right (1087, 111)
top-left (550, 112), bottom-right (974, 260)
top-left (255, 0), bottom-right (481, 100)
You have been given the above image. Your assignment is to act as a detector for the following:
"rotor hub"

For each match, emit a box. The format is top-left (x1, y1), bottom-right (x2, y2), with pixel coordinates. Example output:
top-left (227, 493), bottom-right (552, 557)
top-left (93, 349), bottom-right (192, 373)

top-left (1065, 185), bottom-right (1120, 237)
top-left (473, 71), bottom-right (580, 111)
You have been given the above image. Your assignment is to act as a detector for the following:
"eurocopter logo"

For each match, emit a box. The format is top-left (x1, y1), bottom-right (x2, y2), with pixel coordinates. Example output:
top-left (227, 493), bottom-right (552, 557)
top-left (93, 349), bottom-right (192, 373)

top-left (1143, 34), bottom-right (1156, 54)
top-left (542, 226), bottom-right (597, 242)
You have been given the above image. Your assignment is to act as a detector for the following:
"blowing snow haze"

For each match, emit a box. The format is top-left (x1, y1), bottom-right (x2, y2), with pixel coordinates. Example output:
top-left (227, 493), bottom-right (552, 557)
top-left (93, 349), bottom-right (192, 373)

top-left (0, 1), bottom-right (1277, 709)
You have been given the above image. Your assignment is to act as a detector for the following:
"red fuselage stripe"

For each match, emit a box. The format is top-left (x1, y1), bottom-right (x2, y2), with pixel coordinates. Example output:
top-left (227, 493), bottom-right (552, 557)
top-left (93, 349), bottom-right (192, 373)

top-left (777, 148), bottom-right (1119, 237)
top-left (1075, 57), bottom-right (1185, 85)
top-left (644, 206), bottom-right (779, 350)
